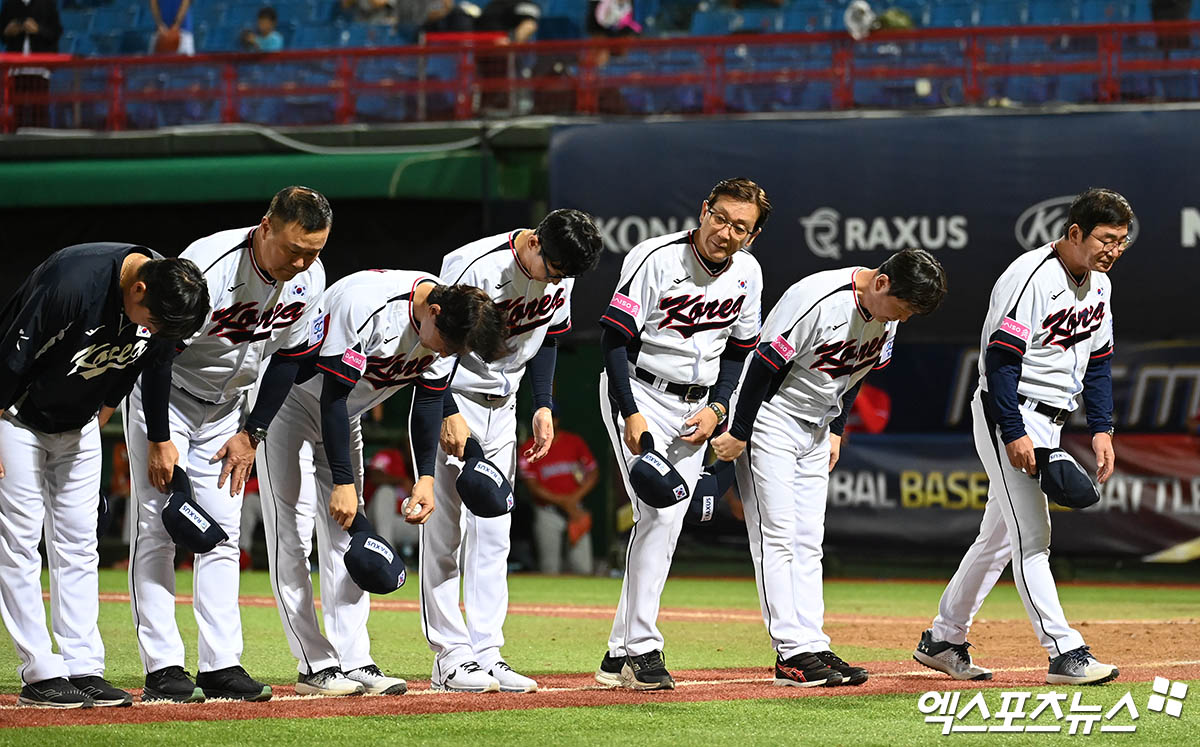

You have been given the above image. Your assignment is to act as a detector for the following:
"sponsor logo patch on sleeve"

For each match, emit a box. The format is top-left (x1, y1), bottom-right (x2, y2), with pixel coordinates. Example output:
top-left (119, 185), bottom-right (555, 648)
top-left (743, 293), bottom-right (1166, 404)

top-left (770, 335), bottom-right (796, 360)
top-left (609, 292), bottom-right (642, 318)
top-left (309, 315), bottom-right (327, 346)
top-left (878, 337), bottom-right (894, 364)
top-left (342, 348), bottom-right (367, 373)
top-left (1000, 317), bottom-right (1032, 341)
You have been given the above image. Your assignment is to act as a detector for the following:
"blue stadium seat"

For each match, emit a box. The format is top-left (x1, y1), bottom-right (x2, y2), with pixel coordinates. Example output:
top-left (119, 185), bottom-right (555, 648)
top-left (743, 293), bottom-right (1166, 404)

top-left (690, 10), bottom-right (734, 36)
top-left (1077, 0), bottom-right (1126, 23)
top-left (928, 2), bottom-right (978, 28)
top-left (978, 2), bottom-right (1027, 25)
top-left (1028, 0), bottom-right (1079, 25)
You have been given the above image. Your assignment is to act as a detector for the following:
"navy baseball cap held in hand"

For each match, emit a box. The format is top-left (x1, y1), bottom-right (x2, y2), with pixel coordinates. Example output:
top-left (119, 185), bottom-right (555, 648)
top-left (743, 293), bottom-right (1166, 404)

top-left (344, 514), bottom-right (407, 594)
top-left (686, 459), bottom-right (737, 525)
top-left (629, 432), bottom-right (690, 509)
top-left (1034, 448), bottom-right (1100, 509)
top-left (161, 466), bottom-right (228, 553)
top-left (456, 437), bottom-right (516, 518)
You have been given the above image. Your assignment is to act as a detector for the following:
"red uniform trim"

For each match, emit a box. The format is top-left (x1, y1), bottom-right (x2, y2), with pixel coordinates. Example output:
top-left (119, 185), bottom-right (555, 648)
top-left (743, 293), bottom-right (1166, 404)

top-left (988, 339), bottom-right (1025, 356)
top-left (754, 348), bottom-right (781, 370)
top-left (600, 315), bottom-right (634, 337)
top-left (315, 362), bottom-right (357, 384)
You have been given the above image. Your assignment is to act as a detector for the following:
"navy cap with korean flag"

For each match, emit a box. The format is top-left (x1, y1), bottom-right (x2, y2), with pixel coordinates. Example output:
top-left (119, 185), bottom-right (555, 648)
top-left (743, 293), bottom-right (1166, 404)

top-left (628, 433), bottom-right (690, 509)
top-left (344, 514), bottom-right (407, 594)
top-left (456, 437), bottom-right (516, 518)
top-left (161, 466), bottom-right (229, 553)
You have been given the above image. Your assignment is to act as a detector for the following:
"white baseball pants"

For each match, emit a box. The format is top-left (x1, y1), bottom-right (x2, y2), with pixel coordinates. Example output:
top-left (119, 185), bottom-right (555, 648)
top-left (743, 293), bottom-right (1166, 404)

top-left (419, 392), bottom-right (516, 681)
top-left (0, 414), bottom-right (105, 684)
top-left (125, 383), bottom-right (247, 674)
top-left (932, 389), bottom-right (1086, 657)
top-left (735, 401), bottom-right (833, 659)
top-left (256, 390), bottom-right (372, 675)
top-left (599, 372), bottom-right (706, 658)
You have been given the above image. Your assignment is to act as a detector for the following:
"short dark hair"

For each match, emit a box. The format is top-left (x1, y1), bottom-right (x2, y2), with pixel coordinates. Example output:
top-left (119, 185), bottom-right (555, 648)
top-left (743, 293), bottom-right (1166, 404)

top-left (265, 186), bottom-right (333, 233)
top-left (535, 209), bottom-right (603, 277)
top-left (258, 6), bottom-right (277, 22)
top-left (1064, 187), bottom-right (1135, 240)
top-left (878, 248), bottom-right (947, 316)
top-left (706, 177), bottom-right (772, 233)
top-left (427, 284), bottom-right (511, 363)
top-left (138, 257), bottom-right (210, 340)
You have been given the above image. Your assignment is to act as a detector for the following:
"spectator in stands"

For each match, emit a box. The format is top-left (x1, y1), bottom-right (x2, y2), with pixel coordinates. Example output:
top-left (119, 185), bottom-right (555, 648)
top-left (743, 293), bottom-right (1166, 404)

top-left (531, 0), bottom-right (636, 115)
top-left (340, 0), bottom-right (398, 25)
top-left (477, 0), bottom-right (539, 42)
top-left (398, 0), bottom-right (479, 35)
top-left (240, 6), bottom-right (284, 51)
top-left (149, 0), bottom-right (194, 55)
top-left (1, 0), bottom-right (61, 128)
top-left (517, 410), bottom-right (599, 575)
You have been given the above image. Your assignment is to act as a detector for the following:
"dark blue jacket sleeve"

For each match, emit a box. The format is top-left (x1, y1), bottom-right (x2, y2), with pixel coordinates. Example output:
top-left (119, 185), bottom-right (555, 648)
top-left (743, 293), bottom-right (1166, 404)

top-left (320, 372), bottom-right (356, 486)
top-left (829, 378), bottom-right (865, 437)
top-left (141, 356), bottom-right (174, 442)
top-left (601, 326), bottom-right (638, 418)
top-left (728, 351), bottom-right (783, 441)
top-left (527, 337), bottom-right (556, 410)
top-left (409, 382), bottom-right (444, 477)
top-left (710, 338), bottom-right (754, 410)
top-left (984, 346), bottom-right (1026, 443)
top-left (1082, 344), bottom-right (1114, 434)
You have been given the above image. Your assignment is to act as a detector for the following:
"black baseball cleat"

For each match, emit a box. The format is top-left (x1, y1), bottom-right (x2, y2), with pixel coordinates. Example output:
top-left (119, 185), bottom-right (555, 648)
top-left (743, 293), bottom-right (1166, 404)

top-left (196, 666), bottom-right (273, 702)
top-left (143, 666), bottom-right (206, 703)
top-left (69, 675), bottom-right (133, 707)
top-left (621, 650), bottom-right (675, 691)
top-left (773, 653), bottom-right (845, 688)
top-left (17, 677), bottom-right (94, 709)
top-left (595, 653), bottom-right (625, 687)
top-left (814, 651), bottom-right (869, 686)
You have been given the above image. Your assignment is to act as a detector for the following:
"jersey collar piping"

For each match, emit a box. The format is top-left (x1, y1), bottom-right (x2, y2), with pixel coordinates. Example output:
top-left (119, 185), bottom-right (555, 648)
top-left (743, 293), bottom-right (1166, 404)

top-left (1051, 248), bottom-right (1086, 288)
top-left (688, 230), bottom-right (731, 277)
top-left (509, 229), bottom-right (535, 280)
top-left (850, 268), bottom-right (873, 322)
top-left (247, 228), bottom-right (276, 285)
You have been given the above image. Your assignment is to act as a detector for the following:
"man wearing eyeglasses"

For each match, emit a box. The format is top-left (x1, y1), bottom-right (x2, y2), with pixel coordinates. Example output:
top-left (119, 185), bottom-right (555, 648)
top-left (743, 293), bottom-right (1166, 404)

top-left (911, 187), bottom-right (1131, 687)
top-left (419, 209), bottom-right (603, 693)
top-left (594, 178), bottom-right (769, 690)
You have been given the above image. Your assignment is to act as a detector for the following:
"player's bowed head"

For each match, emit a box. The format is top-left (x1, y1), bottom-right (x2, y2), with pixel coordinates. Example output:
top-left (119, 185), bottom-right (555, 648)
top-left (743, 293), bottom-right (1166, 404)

top-left (254, 186), bottom-right (333, 282)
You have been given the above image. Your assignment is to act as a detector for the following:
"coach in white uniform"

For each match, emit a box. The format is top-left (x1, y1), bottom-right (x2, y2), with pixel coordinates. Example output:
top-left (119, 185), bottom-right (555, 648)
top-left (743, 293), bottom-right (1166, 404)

top-left (595, 178), bottom-right (767, 691)
top-left (0, 246), bottom-right (207, 708)
top-left (913, 188), bottom-right (1128, 686)
top-left (125, 187), bottom-right (330, 703)
top-left (257, 270), bottom-right (507, 697)
top-left (713, 248), bottom-right (947, 688)
top-left (421, 209), bottom-right (603, 693)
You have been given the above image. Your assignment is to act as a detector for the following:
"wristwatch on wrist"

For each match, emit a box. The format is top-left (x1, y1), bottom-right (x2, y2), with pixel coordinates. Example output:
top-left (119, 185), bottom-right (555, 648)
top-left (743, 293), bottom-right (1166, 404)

top-left (706, 402), bottom-right (728, 425)
top-left (1098, 427), bottom-right (1115, 437)
top-left (243, 426), bottom-right (268, 448)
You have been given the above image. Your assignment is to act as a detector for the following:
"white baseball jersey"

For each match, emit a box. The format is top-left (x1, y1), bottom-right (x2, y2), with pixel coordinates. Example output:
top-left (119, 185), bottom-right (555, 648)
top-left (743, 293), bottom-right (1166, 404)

top-left (753, 267), bottom-right (896, 429)
top-left (173, 226), bottom-right (326, 403)
top-left (295, 269), bottom-right (449, 416)
top-left (601, 229), bottom-right (762, 384)
top-left (976, 243), bottom-right (1113, 410)
top-left (427, 230), bottom-right (573, 395)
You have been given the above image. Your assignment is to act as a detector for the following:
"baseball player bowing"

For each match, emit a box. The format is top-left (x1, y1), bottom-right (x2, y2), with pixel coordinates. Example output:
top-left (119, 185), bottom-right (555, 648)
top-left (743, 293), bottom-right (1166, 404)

top-left (913, 188), bottom-right (1129, 686)
top-left (0, 244), bottom-right (208, 708)
top-left (596, 178), bottom-right (768, 691)
top-left (125, 187), bottom-right (331, 703)
top-left (256, 270), bottom-right (508, 697)
top-left (712, 248), bottom-right (947, 688)
top-left (421, 209), bottom-right (603, 693)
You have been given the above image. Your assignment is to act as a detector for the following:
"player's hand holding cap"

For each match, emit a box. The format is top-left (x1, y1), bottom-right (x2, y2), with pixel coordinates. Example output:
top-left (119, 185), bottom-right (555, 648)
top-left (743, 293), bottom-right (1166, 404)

top-left (629, 433), bottom-right (690, 509)
top-left (344, 514), bottom-right (407, 594)
top-left (456, 437), bottom-right (516, 518)
top-left (161, 466), bottom-right (229, 553)
top-left (1034, 448), bottom-right (1100, 509)
top-left (685, 458), bottom-right (737, 525)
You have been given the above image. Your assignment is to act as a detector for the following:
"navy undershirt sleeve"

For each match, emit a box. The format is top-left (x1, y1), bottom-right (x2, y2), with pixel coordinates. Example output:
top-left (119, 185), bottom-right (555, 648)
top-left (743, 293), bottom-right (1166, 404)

top-left (984, 346), bottom-right (1026, 443)
top-left (710, 345), bottom-right (750, 410)
top-left (527, 338), bottom-right (557, 410)
top-left (729, 353), bottom-right (782, 441)
top-left (441, 358), bottom-right (461, 418)
top-left (601, 326), bottom-right (638, 418)
top-left (245, 355), bottom-right (300, 433)
top-left (1082, 354), bottom-right (1114, 434)
top-left (828, 378), bottom-right (865, 437)
top-left (409, 383), bottom-right (444, 477)
top-left (141, 357), bottom-right (174, 443)
top-left (320, 373), bottom-right (356, 486)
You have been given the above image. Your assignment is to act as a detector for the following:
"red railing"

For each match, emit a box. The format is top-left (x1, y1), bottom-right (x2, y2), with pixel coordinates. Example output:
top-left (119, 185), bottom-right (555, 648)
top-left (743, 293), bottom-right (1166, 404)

top-left (3, 21), bottom-right (1200, 132)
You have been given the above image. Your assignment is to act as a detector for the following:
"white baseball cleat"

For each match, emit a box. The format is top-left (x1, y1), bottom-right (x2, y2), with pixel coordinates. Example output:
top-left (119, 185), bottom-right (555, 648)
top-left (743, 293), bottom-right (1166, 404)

top-left (488, 661), bottom-right (538, 693)
top-left (345, 664), bottom-right (408, 695)
top-left (1046, 646), bottom-right (1119, 686)
top-left (295, 667), bottom-right (365, 697)
top-left (913, 629), bottom-right (993, 681)
top-left (431, 661), bottom-right (501, 693)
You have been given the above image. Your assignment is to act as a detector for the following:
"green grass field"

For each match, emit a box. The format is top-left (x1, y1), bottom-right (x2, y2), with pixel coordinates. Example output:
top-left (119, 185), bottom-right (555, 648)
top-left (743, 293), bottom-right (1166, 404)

top-left (1, 570), bottom-right (1196, 744)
